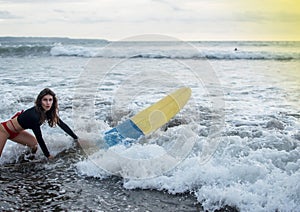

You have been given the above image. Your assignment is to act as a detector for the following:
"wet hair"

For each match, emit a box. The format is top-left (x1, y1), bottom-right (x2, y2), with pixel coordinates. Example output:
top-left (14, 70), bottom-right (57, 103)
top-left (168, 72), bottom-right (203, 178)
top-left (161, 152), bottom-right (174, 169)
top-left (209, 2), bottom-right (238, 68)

top-left (35, 88), bottom-right (59, 127)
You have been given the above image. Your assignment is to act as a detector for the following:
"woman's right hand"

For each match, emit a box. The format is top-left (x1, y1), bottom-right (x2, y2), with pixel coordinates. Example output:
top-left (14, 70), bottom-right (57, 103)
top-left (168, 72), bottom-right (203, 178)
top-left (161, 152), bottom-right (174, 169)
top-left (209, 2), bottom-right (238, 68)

top-left (48, 155), bottom-right (54, 159)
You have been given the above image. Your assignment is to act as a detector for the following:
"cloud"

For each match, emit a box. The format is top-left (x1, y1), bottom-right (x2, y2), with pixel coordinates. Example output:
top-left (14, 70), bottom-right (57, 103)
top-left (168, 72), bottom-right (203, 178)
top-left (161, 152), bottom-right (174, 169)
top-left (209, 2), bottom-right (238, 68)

top-left (233, 11), bottom-right (267, 23)
top-left (150, 0), bottom-right (187, 12)
top-left (0, 10), bottom-right (20, 19)
top-left (233, 10), bottom-right (300, 23)
top-left (272, 12), bottom-right (300, 22)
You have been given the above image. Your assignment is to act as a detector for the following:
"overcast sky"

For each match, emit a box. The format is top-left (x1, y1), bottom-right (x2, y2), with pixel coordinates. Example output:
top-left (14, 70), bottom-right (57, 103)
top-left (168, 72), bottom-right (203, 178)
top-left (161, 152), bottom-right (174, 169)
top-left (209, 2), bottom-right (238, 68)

top-left (0, 0), bottom-right (299, 41)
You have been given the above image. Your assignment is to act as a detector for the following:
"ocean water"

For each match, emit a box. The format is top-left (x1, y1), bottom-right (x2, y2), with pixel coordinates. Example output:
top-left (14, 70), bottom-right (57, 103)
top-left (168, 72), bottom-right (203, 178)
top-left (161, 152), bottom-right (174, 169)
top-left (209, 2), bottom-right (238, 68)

top-left (0, 36), bottom-right (299, 211)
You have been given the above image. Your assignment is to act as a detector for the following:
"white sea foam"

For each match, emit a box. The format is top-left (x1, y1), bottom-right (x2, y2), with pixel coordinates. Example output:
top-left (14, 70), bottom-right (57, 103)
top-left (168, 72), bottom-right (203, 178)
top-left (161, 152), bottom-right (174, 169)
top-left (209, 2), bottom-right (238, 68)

top-left (75, 57), bottom-right (300, 211)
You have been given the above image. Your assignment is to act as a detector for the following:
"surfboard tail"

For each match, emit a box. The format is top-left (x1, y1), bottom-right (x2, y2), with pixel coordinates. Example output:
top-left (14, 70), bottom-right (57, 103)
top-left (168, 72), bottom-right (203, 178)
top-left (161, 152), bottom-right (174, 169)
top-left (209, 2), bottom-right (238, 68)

top-left (104, 119), bottom-right (144, 147)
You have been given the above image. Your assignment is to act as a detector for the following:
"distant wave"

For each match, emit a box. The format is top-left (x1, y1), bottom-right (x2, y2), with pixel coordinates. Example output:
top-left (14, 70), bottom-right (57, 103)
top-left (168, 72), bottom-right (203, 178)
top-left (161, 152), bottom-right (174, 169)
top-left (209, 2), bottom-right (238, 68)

top-left (50, 45), bottom-right (101, 57)
top-left (50, 45), bottom-right (300, 60)
top-left (1, 39), bottom-right (299, 60)
top-left (0, 45), bottom-right (52, 57)
top-left (0, 36), bottom-right (108, 57)
top-left (204, 51), bottom-right (298, 60)
top-left (0, 44), bottom-right (299, 61)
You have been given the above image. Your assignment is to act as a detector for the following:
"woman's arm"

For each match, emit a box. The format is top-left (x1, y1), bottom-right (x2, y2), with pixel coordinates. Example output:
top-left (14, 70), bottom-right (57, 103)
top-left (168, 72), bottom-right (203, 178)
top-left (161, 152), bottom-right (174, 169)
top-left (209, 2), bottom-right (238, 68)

top-left (57, 118), bottom-right (78, 140)
top-left (32, 126), bottom-right (51, 158)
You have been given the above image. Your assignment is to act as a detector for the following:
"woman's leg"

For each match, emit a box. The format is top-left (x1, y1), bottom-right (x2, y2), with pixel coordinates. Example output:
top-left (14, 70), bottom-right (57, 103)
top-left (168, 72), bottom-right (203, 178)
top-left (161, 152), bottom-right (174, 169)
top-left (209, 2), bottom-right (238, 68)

top-left (11, 131), bottom-right (38, 153)
top-left (0, 131), bottom-right (8, 157)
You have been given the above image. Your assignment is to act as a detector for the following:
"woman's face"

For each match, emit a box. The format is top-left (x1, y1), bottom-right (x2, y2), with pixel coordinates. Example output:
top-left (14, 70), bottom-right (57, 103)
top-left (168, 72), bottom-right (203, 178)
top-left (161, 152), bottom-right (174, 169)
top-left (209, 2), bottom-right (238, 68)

top-left (41, 94), bottom-right (53, 111)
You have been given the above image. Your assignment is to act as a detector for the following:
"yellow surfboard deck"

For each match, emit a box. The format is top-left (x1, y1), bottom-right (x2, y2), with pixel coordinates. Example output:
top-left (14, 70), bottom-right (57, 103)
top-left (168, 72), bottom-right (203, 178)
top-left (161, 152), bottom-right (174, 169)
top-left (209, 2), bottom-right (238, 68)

top-left (131, 87), bottom-right (192, 135)
top-left (104, 87), bottom-right (191, 147)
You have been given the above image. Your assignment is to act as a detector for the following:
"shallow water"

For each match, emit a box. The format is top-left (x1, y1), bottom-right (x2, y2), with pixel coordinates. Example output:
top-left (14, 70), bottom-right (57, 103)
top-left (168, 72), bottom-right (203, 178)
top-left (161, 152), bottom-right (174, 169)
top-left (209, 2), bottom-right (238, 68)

top-left (0, 148), bottom-right (203, 211)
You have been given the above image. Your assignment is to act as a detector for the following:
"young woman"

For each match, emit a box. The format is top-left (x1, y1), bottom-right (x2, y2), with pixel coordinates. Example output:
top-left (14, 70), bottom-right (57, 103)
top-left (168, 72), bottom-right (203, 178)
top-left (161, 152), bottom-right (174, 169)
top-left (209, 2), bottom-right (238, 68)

top-left (0, 88), bottom-right (78, 159)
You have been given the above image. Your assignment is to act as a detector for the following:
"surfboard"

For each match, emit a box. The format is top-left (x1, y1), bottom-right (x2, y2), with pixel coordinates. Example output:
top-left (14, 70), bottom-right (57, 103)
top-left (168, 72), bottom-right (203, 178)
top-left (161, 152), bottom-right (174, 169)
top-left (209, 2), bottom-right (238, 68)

top-left (104, 87), bottom-right (192, 147)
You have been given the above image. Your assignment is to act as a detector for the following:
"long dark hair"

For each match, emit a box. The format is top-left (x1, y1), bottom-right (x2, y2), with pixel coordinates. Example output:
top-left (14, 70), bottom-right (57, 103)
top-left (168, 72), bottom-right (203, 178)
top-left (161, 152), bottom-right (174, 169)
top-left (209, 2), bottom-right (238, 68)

top-left (35, 88), bottom-right (59, 127)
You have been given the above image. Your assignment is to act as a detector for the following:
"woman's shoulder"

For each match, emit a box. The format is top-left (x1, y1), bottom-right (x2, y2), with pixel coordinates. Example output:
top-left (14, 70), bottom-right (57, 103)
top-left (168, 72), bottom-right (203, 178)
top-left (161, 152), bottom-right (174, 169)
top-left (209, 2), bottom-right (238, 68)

top-left (22, 106), bottom-right (40, 120)
top-left (24, 106), bottom-right (37, 114)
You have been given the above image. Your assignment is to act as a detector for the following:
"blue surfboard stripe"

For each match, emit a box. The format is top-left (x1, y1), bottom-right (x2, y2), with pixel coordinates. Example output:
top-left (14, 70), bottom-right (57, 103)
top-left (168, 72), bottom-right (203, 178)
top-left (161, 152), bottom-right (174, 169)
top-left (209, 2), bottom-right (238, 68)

top-left (104, 119), bottom-right (144, 147)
